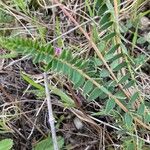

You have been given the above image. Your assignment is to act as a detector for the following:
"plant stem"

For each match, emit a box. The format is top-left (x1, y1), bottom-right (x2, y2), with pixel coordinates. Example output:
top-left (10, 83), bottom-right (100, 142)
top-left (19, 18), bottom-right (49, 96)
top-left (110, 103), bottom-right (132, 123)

top-left (44, 72), bottom-right (59, 150)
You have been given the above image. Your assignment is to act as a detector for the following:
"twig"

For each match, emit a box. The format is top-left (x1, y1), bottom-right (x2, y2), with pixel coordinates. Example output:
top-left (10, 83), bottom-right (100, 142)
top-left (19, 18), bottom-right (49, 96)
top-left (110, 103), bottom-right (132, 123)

top-left (47, 17), bottom-right (98, 45)
top-left (43, 72), bottom-right (59, 150)
top-left (4, 55), bottom-right (30, 69)
top-left (0, 83), bottom-right (46, 136)
top-left (28, 99), bottom-right (47, 139)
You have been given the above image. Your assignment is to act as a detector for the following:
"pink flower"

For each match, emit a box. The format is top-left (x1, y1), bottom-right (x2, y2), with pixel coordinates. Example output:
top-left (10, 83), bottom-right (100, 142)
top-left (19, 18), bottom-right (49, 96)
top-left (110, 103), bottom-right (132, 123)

top-left (55, 47), bottom-right (62, 56)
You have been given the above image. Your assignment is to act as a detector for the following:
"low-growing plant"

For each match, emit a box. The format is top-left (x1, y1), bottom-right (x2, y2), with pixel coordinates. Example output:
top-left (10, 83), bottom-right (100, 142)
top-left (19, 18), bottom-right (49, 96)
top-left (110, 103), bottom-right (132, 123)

top-left (0, 0), bottom-right (150, 149)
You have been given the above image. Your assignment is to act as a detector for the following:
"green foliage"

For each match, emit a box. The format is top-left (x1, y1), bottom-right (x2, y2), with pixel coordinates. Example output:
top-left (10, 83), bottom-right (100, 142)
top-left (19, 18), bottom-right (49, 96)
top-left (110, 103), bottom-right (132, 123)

top-left (122, 138), bottom-right (135, 150)
top-left (21, 73), bottom-right (75, 107)
top-left (0, 33), bottom-right (145, 135)
top-left (124, 113), bottom-right (133, 128)
top-left (0, 139), bottom-right (13, 150)
top-left (33, 136), bottom-right (64, 150)
top-left (0, 21), bottom-right (143, 132)
top-left (105, 98), bottom-right (116, 113)
top-left (12, 0), bottom-right (29, 13)
top-left (0, 10), bottom-right (13, 23)
top-left (0, 0), bottom-right (149, 148)
top-left (137, 103), bottom-right (145, 116)
top-left (0, 52), bottom-right (17, 59)
top-left (0, 37), bottom-right (109, 101)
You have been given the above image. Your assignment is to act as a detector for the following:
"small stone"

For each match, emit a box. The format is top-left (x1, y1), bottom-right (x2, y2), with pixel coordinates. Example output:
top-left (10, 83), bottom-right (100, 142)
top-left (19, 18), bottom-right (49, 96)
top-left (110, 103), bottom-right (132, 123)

top-left (140, 16), bottom-right (150, 29)
top-left (73, 117), bottom-right (83, 130)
